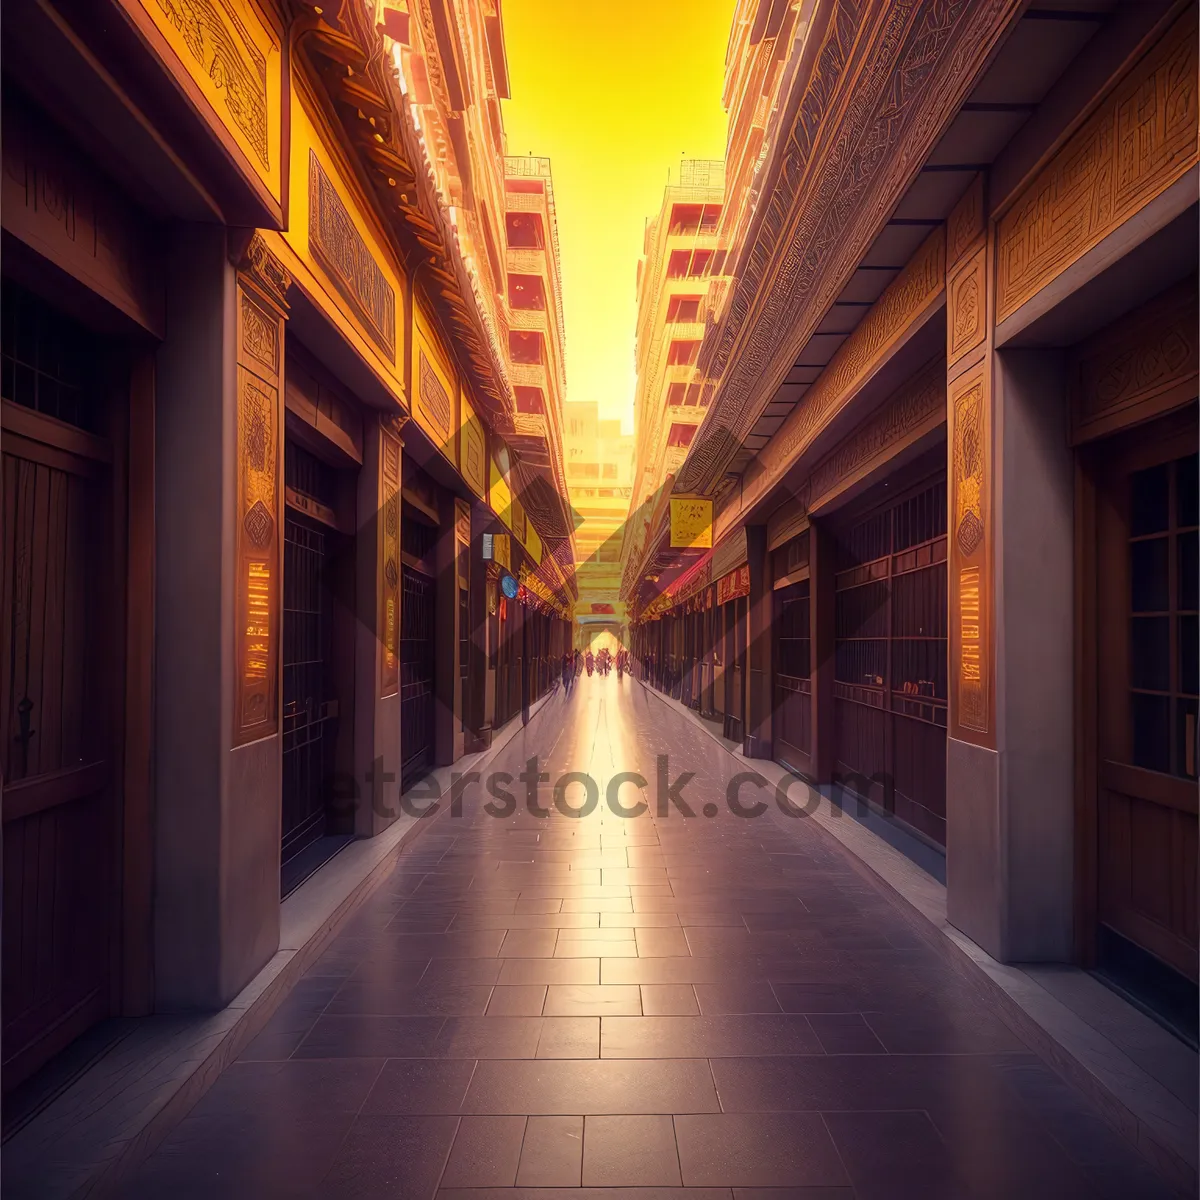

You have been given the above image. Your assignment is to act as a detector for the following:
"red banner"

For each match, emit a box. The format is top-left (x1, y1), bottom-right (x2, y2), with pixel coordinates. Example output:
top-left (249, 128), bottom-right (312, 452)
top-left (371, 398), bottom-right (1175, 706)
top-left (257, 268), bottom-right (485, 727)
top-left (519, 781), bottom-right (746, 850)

top-left (716, 564), bottom-right (750, 606)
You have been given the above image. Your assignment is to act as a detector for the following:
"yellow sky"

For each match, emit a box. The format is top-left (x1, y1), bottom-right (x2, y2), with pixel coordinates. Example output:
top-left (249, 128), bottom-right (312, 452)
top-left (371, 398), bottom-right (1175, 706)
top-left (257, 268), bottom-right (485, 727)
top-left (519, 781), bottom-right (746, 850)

top-left (501, 0), bottom-right (732, 432)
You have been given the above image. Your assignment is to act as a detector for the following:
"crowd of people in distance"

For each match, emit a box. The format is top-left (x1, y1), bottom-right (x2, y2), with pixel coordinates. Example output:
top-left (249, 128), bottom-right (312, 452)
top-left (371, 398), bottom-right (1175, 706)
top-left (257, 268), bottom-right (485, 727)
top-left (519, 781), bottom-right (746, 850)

top-left (560, 644), bottom-right (629, 695)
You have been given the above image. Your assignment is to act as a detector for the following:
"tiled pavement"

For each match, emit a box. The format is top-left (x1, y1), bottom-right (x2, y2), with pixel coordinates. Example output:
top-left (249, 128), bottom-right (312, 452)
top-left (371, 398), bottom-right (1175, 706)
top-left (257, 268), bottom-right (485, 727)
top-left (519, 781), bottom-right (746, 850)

top-left (121, 676), bottom-right (1182, 1199)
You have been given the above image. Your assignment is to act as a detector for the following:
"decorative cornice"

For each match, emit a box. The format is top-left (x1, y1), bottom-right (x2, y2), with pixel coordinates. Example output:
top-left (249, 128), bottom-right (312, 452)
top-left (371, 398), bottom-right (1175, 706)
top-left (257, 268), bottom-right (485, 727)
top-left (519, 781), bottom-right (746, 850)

top-left (231, 230), bottom-right (292, 314)
top-left (292, 0), bottom-right (513, 426)
top-left (675, 0), bottom-right (1023, 497)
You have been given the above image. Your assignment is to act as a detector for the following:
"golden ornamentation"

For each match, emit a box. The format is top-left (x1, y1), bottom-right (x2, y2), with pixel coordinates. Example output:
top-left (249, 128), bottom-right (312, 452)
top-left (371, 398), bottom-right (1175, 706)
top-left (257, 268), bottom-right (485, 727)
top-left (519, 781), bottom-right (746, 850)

top-left (381, 432), bottom-right (401, 697)
top-left (996, 10), bottom-right (1198, 323)
top-left (947, 247), bottom-right (985, 365)
top-left (240, 293), bottom-right (278, 373)
top-left (952, 379), bottom-right (984, 559)
top-left (418, 350), bottom-right (452, 437)
top-left (154, 0), bottom-right (270, 167)
top-left (309, 150), bottom-right (397, 360)
top-left (677, 0), bottom-right (1022, 495)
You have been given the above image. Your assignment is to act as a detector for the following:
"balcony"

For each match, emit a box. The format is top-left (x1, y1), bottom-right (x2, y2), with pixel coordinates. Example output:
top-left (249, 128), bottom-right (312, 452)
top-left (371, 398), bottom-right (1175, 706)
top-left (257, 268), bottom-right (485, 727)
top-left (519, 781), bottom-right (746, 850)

top-left (509, 306), bottom-right (549, 332)
top-left (507, 247), bottom-right (545, 274)
top-left (664, 445), bottom-right (688, 475)
top-left (664, 320), bottom-right (707, 342)
top-left (509, 361), bottom-right (547, 388)
top-left (512, 411), bottom-right (548, 440)
top-left (505, 192), bottom-right (545, 213)
top-left (664, 363), bottom-right (696, 386)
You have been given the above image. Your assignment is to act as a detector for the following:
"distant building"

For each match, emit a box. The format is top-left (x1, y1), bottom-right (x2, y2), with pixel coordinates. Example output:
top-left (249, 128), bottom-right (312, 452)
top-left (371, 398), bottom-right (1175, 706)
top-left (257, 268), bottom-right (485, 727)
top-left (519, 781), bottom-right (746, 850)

top-left (623, 160), bottom-right (726, 595)
top-left (563, 401), bottom-right (634, 609)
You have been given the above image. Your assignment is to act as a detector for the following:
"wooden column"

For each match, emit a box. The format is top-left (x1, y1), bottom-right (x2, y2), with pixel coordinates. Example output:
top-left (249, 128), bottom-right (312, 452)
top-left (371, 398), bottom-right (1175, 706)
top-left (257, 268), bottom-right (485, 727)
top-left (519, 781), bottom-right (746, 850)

top-left (945, 172), bottom-right (1076, 962)
top-left (744, 525), bottom-right (772, 759)
top-left (154, 227), bottom-right (289, 1010)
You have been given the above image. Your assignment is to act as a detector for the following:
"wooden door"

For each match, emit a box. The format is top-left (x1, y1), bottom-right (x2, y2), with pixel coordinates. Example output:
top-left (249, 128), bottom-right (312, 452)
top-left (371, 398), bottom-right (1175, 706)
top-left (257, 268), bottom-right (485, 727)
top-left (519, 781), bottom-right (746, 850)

top-left (1, 283), bottom-right (119, 1089)
top-left (773, 579), bottom-right (812, 774)
top-left (1094, 410), bottom-right (1198, 981)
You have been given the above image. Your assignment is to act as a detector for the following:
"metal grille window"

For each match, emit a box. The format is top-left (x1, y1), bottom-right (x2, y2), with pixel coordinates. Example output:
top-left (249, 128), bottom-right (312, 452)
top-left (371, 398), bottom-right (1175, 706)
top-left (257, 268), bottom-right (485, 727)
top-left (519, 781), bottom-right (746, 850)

top-left (833, 474), bottom-right (948, 845)
top-left (285, 441), bottom-right (337, 508)
top-left (400, 564), bottom-right (435, 788)
top-left (402, 510), bottom-right (438, 564)
top-left (1, 278), bottom-right (102, 432)
top-left (282, 517), bottom-right (335, 866)
top-left (774, 579), bottom-right (811, 764)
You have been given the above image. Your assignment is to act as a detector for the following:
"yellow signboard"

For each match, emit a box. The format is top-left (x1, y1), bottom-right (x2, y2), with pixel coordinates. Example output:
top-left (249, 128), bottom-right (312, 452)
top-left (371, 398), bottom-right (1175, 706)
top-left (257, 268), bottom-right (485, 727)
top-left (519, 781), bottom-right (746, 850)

top-left (670, 496), bottom-right (713, 549)
top-left (490, 457), bottom-right (512, 528)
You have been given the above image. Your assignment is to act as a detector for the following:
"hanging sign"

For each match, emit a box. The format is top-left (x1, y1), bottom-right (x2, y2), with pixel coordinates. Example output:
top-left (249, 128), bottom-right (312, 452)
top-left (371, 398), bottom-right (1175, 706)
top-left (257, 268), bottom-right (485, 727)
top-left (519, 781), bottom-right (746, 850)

top-left (501, 572), bottom-right (519, 600)
top-left (716, 564), bottom-right (751, 605)
top-left (493, 533), bottom-right (511, 571)
top-left (670, 496), bottom-right (713, 549)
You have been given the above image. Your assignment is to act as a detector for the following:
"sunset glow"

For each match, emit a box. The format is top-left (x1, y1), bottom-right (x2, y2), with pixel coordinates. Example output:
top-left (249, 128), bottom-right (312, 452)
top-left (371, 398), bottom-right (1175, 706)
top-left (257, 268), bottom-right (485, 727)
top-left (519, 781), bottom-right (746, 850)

top-left (501, 0), bottom-right (732, 430)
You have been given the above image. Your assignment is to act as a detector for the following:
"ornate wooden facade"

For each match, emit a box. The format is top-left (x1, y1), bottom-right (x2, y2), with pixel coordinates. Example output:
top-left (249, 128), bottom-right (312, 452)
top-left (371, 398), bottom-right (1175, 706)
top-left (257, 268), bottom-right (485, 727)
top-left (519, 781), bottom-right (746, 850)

top-left (0, 0), bottom-right (574, 1104)
top-left (630, 3), bottom-right (1200, 1121)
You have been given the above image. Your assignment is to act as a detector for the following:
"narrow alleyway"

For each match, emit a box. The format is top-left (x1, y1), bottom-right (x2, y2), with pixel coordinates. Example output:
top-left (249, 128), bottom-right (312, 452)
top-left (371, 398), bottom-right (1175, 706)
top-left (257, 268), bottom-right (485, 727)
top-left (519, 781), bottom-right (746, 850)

top-left (124, 677), bottom-right (1175, 1200)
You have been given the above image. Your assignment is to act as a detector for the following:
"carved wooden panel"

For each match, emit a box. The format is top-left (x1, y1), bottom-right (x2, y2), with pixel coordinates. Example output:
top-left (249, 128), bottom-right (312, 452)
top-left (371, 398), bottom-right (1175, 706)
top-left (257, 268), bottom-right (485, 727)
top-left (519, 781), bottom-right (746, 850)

top-left (676, 0), bottom-right (1022, 496)
top-left (946, 172), bottom-right (984, 268)
top-left (418, 350), bottom-right (453, 441)
top-left (807, 357), bottom-right (946, 514)
top-left (948, 361), bottom-right (992, 743)
top-left (767, 497), bottom-right (811, 553)
top-left (735, 227), bottom-right (946, 525)
top-left (234, 288), bottom-right (283, 744)
top-left (1070, 280), bottom-right (1199, 444)
top-left (122, 0), bottom-right (283, 202)
top-left (309, 150), bottom-right (397, 361)
top-left (459, 389), bottom-right (487, 498)
top-left (380, 428), bottom-right (401, 698)
top-left (947, 245), bottom-right (986, 367)
top-left (996, 9), bottom-right (1198, 324)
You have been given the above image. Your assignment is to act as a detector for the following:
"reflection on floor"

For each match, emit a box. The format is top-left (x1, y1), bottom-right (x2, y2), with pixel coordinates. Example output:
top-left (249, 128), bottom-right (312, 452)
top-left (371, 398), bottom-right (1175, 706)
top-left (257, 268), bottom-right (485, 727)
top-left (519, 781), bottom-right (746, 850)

top-left (121, 674), bottom-right (1180, 1199)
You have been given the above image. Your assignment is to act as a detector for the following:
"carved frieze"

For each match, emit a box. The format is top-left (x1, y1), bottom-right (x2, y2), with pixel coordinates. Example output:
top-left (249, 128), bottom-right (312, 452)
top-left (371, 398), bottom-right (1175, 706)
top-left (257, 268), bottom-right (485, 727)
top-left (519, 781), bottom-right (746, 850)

top-left (948, 363), bottom-right (991, 741)
top-left (126, 0), bottom-right (281, 201)
top-left (947, 245), bottom-right (986, 367)
top-left (459, 389), bottom-right (487, 499)
top-left (418, 350), bottom-right (453, 440)
top-left (727, 226), bottom-right (946, 532)
top-left (996, 10), bottom-right (1198, 324)
top-left (676, 0), bottom-right (1022, 496)
top-left (309, 150), bottom-right (397, 360)
top-left (946, 173), bottom-right (984, 267)
top-left (1070, 280), bottom-right (1199, 444)
top-left (806, 358), bottom-right (946, 514)
top-left (154, 0), bottom-right (270, 165)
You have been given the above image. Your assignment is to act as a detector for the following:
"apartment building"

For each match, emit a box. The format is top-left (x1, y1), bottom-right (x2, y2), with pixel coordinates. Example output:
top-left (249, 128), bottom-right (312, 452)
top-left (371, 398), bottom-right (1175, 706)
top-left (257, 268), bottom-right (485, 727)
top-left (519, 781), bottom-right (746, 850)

top-left (622, 159), bottom-right (727, 598)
